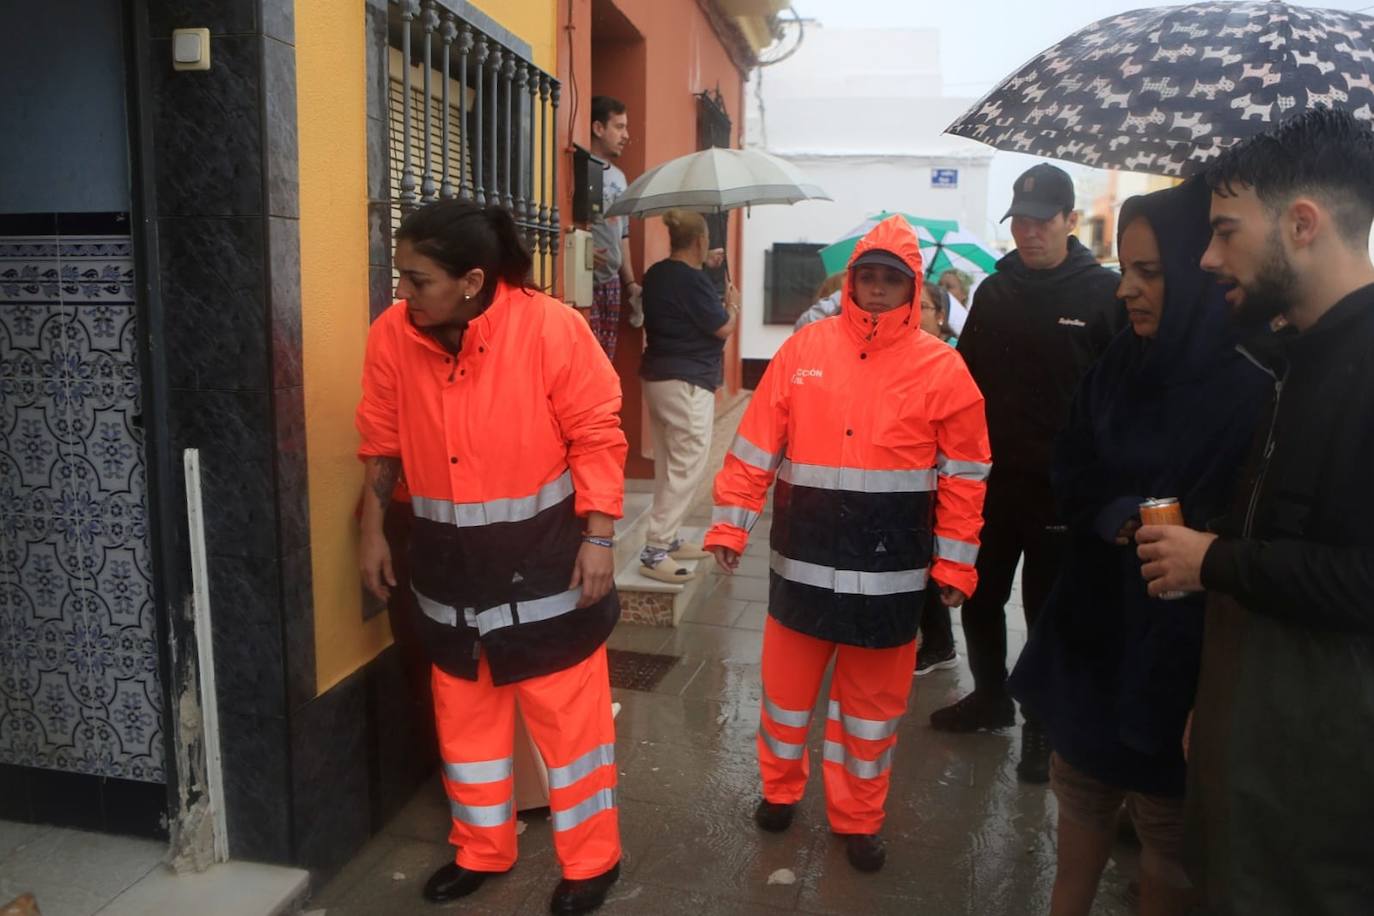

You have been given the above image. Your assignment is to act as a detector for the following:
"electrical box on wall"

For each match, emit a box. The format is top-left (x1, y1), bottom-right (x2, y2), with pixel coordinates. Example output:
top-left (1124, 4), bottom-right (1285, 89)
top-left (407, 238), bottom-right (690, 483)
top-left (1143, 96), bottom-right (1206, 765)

top-left (571, 145), bottom-right (605, 225)
top-left (563, 229), bottom-right (595, 309)
top-left (172, 28), bottom-right (211, 71)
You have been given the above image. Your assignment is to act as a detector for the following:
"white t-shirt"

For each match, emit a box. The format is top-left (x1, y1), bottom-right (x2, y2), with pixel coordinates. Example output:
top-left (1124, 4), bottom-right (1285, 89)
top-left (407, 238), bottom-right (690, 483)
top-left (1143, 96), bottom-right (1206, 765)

top-left (592, 162), bottom-right (630, 285)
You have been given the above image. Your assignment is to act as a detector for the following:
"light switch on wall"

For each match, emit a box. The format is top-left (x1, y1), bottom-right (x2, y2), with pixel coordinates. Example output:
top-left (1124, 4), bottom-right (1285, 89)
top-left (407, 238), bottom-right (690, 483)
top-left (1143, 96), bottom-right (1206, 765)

top-left (172, 28), bottom-right (211, 71)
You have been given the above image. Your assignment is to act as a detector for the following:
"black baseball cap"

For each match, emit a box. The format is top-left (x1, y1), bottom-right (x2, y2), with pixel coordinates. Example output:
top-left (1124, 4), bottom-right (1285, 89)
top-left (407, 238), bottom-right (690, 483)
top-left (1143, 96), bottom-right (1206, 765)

top-left (850, 249), bottom-right (915, 279)
top-left (1001, 163), bottom-right (1075, 222)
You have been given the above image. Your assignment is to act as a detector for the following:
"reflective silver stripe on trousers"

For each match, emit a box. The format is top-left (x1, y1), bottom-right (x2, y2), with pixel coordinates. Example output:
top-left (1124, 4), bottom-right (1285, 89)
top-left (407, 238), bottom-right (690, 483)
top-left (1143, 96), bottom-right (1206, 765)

top-left (443, 757), bottom-right (513, 785)
top-left (414, 586), bottom-right (582, 635)
top-left (822, 739), bottom-right (895, 780)
top-left (449, 797), bottom-right (514, 828)
top-left (827, 700), bottom-right (902, 741)
top-left (936, 452), bottom-right (992, 482)
top-left (730, 434), bottom-right (781, 473)
top-left (551, 788), bottom-right (616, 832)
top-left (411, 469), bottom-right (574, 527)
top-left (762, 694), bottom-right (811, 729)
top-left (934, 535), bottom-right (980, 566)
top-left (779, 460), bottom-right (937, 494)
top-left (771, 552), bottom-right (928, 597)
top-left (547, 743), bottom-right (615, 790)
top-left (758, 724), bottom-right (806, 760)
top-left (712, 503), bottom-right (761, 532)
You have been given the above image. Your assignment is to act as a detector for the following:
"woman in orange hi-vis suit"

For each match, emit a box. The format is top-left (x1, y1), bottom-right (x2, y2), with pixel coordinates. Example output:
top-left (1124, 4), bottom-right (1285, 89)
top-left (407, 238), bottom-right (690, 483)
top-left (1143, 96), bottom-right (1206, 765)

top-left (356, 200), bottom-right (627, 914)
top-left (705, 215), bottom-right (990, 873)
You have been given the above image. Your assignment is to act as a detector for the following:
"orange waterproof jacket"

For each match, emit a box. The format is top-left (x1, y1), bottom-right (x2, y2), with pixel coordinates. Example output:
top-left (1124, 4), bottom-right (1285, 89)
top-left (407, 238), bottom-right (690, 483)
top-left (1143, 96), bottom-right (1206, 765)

top-left (705, 216), bottom-right (990, 648)
top-left (357, 282), bottom-right (628, 684)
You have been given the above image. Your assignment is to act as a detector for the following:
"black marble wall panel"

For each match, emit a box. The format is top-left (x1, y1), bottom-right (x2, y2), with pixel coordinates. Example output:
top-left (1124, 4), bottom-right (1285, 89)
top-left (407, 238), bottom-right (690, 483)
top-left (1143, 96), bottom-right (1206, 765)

top-left (290, 668), bottom-right (372, 874)
top-left (264, 37), bottom-right (299, 219)
top-left (220, 709), bottom-right (291, 862)
top-left (370, 265), bottom-right (394, 322)
top-left (157, 216), bottom-right (268, 390)
top-left (273, 385), bottom-right (309, 553)
top-left (0, 764), bottom-right (168, 839)
top-left (268, 216), bottom-right (302, 388)
top-left (149, 0), bottom-right (258, 36)
top-left (150, 36), bottom-right (263, 218)
top-left (281, 545), bottom-right (316, 712)
top-left (367, 646), bottom-right (437, 831)
top-left (261, 0), bottom-right (295, 47)
top-left (168, 388), bottom-right (277, 558)
top-left (367, 200), bottom-right (391, 272)
top-left (208, 554), bottom-right (285, 716)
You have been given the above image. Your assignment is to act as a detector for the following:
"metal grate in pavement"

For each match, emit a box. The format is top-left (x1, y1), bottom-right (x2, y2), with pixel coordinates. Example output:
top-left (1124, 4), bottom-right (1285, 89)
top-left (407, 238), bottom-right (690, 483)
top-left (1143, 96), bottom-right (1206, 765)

top-left (606, 649), bottom-right (680, 691)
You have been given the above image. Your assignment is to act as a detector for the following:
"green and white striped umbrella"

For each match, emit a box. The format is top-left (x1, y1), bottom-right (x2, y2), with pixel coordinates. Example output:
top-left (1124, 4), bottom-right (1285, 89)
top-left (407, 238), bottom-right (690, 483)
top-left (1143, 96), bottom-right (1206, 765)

top-left (819, 212), bottom-right (1000, 280)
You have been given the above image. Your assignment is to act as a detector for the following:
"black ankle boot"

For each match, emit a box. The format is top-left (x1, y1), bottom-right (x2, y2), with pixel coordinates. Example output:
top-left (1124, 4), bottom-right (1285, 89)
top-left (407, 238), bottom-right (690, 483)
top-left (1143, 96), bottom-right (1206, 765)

top-left (844, 833), bottom-right (886, 872)
top-left (550, 861), bottom-right (620, 914)
top-left (423, 861), bottom-right (507, 903)
top-left (753, 798), bottom-right (796, 832)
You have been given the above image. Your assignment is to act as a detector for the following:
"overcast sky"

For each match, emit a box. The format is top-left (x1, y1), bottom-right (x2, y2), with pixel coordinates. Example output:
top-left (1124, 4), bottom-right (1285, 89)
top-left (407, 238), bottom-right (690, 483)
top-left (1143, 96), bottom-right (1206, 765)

top-left (786, 0), bottom-right (1374, 239)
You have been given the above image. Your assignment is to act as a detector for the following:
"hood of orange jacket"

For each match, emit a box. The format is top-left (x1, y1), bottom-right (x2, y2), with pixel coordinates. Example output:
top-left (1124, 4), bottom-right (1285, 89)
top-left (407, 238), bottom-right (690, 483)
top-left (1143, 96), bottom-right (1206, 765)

top-left (841, 215), bottom-right (926, 352)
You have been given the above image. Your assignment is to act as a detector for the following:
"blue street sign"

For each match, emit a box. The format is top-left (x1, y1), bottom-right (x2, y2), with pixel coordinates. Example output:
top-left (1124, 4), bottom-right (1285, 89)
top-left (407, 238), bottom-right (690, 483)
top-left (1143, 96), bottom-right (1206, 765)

top-left (931, 168), bottom-right (959, 189)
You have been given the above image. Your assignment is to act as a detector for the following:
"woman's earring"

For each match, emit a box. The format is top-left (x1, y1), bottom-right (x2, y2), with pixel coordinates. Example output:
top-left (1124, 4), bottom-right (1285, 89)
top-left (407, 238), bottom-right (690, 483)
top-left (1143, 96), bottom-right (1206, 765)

top-left (464, 294), bottom-right (472, 301)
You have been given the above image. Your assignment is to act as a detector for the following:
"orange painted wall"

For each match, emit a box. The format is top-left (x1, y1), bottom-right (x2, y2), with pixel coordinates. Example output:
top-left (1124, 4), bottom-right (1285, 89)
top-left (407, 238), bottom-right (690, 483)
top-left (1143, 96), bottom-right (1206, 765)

top-left (558, 0), bottom-right (746, 479)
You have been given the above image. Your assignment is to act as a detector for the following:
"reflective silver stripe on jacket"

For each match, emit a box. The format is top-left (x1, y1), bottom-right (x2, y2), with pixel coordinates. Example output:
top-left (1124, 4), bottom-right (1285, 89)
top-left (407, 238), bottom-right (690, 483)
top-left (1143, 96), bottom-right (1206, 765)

top-left (771, 552), bottom-right (928, 597)
top-left (449, 797), bottom-right (514, 828)
top-left (934, 535), bottom-right (980, 566)
top-left (411, 469), bottom-right (574, 528)
top-left (936, 452), bottom-right (991, 482)
top-left (822, 739), bottom-right (895, 780)
top-left (779, 459), bottom-right (937, 494)
top-left (551, 788), bottom-right (616, 832)
top-left (730, 434), bottom-right (781, 473)
top-left (443, 757), bottom-right (513, 785)
top-left (414, 586), bottom-right (583, 635)
top-left (762, 694), bottom-right (812, 729)
top-left (712, 503), bottom-right (761, 532)
top-left (547, 743), bottom-right (615, 791)
top-left (758, 725), bottom-right (806, 760)
top-left (827, 700), bottom-right (902, 741)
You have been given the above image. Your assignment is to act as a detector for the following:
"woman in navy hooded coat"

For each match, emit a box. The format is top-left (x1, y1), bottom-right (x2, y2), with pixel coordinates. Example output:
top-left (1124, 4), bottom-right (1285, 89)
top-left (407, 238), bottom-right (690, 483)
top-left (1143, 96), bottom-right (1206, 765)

top-left (1009, 178), bottom-right (1268, 916)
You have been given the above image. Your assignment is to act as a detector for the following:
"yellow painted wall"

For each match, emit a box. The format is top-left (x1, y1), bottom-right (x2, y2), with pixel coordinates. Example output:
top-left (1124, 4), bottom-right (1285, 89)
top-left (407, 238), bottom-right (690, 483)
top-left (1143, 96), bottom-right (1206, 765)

top-left (298, 0), bottom-right (391, 693)
top-left (297, 0), bottom-right (562, 694)
top-left (468, 0), bottom-right (558, 72)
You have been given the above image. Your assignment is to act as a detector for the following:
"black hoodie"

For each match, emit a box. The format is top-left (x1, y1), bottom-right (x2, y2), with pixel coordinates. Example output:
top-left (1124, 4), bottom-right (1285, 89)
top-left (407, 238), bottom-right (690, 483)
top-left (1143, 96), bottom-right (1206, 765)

top-left (957, 236), bottom-right (1125, 477)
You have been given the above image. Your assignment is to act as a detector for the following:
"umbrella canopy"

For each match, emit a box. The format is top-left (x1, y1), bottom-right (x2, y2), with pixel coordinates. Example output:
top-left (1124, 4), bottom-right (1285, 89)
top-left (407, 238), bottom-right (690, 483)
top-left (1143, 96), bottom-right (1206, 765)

top-left (603, 147), bottom-right (830, 218)
top-left (946, 2), bottom-right (1374, 177)
top-left (819, 212), bottom-right (1000, 279)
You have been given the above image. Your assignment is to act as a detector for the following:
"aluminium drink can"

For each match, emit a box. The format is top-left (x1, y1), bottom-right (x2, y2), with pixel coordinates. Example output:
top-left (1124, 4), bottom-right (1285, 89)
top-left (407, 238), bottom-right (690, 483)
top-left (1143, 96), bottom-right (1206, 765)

top-left (1139, 497), bottom-right (1185, 599)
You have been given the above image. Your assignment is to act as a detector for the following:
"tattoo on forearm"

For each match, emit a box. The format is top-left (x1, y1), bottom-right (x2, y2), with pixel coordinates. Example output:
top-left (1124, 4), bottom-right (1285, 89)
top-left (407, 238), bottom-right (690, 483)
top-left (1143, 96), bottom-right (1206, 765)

top-left (369, 457), bottom-right (401, 510)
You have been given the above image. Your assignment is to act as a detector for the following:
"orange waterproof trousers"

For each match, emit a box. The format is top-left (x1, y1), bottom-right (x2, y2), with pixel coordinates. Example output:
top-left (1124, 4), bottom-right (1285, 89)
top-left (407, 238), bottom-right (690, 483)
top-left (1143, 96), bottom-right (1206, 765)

top-left (756, 617), bottom-right (917, 835)
top-left (433, 647), bottom-right (621, 879)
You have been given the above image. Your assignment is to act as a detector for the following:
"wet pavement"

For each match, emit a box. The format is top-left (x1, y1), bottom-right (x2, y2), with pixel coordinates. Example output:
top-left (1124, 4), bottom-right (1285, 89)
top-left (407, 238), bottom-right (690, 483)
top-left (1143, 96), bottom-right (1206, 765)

top-left (310, 502), bottom-right (1138, 915)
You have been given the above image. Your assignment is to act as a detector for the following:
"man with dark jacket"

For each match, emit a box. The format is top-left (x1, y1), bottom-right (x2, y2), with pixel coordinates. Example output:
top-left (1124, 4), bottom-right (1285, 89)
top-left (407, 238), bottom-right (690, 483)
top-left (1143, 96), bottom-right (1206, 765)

top-left (931, 164), bottom-right (1125, 785)
top-left (1138, 108), bottom-right (1374, 914)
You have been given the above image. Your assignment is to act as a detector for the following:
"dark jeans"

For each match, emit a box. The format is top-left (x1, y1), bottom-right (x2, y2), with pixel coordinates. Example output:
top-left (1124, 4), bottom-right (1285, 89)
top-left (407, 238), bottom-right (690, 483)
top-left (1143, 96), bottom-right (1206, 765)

top-left (960, 468), bottom-right (1066, 699)
top-left (919, 590), bottom-right (954, 658)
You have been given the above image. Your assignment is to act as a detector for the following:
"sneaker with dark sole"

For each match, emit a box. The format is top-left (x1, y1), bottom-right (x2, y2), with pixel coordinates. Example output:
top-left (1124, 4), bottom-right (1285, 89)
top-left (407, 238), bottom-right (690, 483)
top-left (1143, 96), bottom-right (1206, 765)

top-left (423, 861), bottom-right (508, 903)
top-left (843, 833), bottom-right (886, 872)
top-left (753, 798), bottom-right (796, 833)
top-left (550, 862), bottom-right (620, 914)
top-left (1016, 720), bottom-right (1051, 784)
top-left (915, 647), bottom-right (959, 677)
top-left (929, 692), bottom-right (1016, 733)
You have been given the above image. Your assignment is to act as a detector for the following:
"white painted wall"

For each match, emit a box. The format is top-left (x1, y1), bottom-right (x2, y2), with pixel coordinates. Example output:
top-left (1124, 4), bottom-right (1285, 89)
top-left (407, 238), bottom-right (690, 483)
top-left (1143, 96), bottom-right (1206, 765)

top-left (739, 24), bottom-right (993, 360)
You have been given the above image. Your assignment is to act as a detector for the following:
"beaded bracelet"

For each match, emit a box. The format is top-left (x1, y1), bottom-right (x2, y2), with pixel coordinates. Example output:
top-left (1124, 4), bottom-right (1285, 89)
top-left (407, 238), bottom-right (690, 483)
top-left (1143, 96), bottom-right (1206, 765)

top-left (581, 534), bottom-right (614, 549)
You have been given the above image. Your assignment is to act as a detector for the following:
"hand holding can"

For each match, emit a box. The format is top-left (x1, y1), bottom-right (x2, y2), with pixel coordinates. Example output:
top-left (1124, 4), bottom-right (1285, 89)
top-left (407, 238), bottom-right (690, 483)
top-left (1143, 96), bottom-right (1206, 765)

top-left (1139, 498), bottom-right (1186, 599)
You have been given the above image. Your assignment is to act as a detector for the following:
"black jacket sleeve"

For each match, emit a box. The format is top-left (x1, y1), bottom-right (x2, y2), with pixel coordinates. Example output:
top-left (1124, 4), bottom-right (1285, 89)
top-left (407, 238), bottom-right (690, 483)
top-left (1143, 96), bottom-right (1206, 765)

top-left (1202, 537), bottom-right (1374, 633)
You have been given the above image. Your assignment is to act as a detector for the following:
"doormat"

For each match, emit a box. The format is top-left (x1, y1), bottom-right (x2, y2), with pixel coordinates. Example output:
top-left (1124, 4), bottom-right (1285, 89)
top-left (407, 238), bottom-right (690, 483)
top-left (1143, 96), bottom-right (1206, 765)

top-left (606, 649), bottom-right (680, 691)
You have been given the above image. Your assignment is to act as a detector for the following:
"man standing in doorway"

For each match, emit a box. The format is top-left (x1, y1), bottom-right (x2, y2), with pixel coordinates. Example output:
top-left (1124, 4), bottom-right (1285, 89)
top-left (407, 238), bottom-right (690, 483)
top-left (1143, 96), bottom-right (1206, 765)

top-left (1137, 108), bottom-right (1374, 913)
top-left (587, 96), bottom-right (640, 359)
top-left (930, 164), bottom-right (1124, 784)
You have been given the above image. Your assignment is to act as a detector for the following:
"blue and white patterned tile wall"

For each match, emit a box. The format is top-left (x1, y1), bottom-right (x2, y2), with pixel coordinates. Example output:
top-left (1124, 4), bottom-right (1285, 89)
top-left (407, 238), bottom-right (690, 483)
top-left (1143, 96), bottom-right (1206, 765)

top-left (0, 213), bottom-right (164, 783)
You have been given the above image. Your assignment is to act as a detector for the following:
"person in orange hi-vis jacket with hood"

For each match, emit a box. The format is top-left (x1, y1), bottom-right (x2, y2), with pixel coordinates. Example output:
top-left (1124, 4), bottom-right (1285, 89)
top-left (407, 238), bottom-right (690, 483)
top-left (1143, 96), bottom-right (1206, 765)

top-left (705, 215), bottom-right (990, 873)
top-left (356, 200), bottom-right (627, 914)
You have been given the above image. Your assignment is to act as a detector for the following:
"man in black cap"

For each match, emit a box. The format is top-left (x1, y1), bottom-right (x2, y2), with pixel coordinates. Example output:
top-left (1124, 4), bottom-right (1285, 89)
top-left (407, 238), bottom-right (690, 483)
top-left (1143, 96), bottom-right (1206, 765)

top-left (930, 163), bottom-right (1125, 784)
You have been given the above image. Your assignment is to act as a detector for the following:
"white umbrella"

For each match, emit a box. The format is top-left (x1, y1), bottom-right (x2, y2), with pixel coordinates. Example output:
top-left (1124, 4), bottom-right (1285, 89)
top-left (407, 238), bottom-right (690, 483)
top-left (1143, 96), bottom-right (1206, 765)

top-left (604, 147), bottom-right (830, 218)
